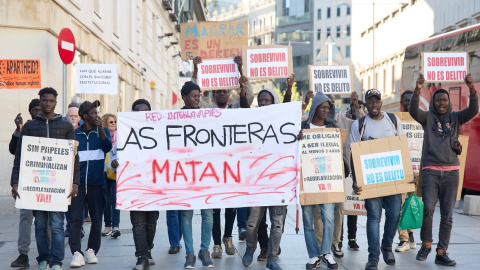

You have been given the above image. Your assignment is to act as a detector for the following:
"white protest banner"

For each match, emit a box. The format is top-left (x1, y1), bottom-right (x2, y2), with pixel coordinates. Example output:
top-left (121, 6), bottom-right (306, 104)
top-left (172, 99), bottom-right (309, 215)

top-left (243, 45), bottom-right (293, 79)
top-left (394, 112), bottom-right (424, 173)
top-left (75, 63), bottom-right (118, 94)
top-left (344, 176), bottom-right (366, 216)
top-left (300, 128), bottom-right (346, 205)
top-left (308, 65), bottom-right (353, 95)
top-left (421, 52), bottom-right (468, 82)
top-left (197, 59), bottom-right (239, 90)
top-left (116, 102), bottom-right (302, 211)
top-left (16, 136), bottom-right (75, 212)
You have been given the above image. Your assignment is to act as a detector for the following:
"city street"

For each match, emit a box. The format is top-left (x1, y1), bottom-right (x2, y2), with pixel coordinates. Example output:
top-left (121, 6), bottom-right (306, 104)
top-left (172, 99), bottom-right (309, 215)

top-left (0, 204), bottom-right (479, 270)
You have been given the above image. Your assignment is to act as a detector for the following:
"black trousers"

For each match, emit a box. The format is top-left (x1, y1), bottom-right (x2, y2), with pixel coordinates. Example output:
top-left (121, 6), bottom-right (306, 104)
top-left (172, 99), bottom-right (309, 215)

top-left (130, 211), bottom-right (160, 257)
top-left (212, 208), bottom-right (237, 245)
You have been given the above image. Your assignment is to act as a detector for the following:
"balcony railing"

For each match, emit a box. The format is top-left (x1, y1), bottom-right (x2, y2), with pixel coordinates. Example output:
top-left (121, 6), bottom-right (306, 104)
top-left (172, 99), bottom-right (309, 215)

top-left (276, 12), bottom-right (311, 26)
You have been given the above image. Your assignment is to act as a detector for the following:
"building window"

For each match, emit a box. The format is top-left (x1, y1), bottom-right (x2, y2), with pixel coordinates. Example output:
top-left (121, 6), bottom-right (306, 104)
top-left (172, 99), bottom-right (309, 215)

top-left (346, 24), bottom-right (351, 36)
top-left (392, 65), bottom-right (396, 92)
top-left (345, 45), bottom-right (350, 58)
top-left (317, 8), bottom-right (321, 20)
top-left (327, 7), bottom-right (331, 18)
top-left (94, 0), bottom-right (101, 18)
top-left (305, 0), bottom-right (309, 12)
top-left (336, 26), bottom-right (341, 37)
top-left (337, 5), bottom-right (341, 17)
top-left (327, 27), bottom-right (331, 37)
top-left (383, 69), bottom-right (387, 93)
top-left (283, 0), bottom-right (290, 16)
top-left (317, 49), bottom-right (320, 56)
top-left (347, 5), bottom-right (351, 15)
top-left (317, 29), bottom-right (321, 40)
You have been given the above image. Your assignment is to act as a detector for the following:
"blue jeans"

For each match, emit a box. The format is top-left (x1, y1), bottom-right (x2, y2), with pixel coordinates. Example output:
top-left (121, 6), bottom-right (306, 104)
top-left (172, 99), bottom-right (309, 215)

top-left (34, 211), bottom-right (64, 267)
top-left (181, 209), bottom-right (213, 255)
top-left (420, 169), bottom-right (459, 250)
top-left (302, 204), bottom-right (334, 257)
top-left (104, 177), bottom-right (120, 228)
top-left (167, 210), bottom-right (182, 247)
top-left (365, 194), bottom-right (402, 261)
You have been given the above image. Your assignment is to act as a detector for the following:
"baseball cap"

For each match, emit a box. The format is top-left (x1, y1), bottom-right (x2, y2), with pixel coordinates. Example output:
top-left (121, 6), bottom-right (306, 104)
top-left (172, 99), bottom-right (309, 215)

top-left (79, 100), bottom-right (101, 119)
top-left (365, 89), bottom-right (381, 100)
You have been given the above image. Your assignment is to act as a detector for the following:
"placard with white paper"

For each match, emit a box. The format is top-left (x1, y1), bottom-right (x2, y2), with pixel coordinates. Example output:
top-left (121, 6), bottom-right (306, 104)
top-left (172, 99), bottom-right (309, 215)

top-left (75, 64), bottom-right (118, 94)
top-left (197, 59), bottom-right (239, 90)
top-left (243, 45), bottom-right (293, 79)
top-left (360, 150), bottom-right (405, 185)
top-left (308, 65), bottom-right (353, 94)
top-left (421, 52), bottom-right (468, 82)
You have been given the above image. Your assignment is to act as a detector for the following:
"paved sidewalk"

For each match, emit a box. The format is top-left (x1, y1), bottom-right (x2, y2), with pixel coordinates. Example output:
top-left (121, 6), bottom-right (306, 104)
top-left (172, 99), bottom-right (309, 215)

top-left (0, 204), bottom-right (479, 269)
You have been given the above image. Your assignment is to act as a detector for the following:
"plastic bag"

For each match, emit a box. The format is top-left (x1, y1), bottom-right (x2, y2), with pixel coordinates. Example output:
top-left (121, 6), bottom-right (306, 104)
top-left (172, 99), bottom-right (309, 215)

top-left (398, 194), bottom-right (424, 230)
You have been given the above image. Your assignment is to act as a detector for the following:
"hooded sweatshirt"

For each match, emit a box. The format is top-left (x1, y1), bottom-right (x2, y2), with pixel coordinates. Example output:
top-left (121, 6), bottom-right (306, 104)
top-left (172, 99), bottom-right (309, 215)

top-left (409, 89), bottom-right (478, 166)
top-left (258, 88), bottom-right (281, 105)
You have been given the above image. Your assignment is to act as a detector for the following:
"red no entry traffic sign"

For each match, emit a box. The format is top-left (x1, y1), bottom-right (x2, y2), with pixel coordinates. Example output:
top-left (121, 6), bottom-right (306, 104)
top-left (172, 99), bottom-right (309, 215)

top-left (58, 28), bottom-right (76, 64)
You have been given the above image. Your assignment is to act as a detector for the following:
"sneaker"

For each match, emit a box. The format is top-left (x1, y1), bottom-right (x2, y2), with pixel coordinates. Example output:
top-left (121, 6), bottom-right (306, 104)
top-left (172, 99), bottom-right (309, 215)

top-left (322, 253), bottom-right (338, 269)
top-left (257, 248), bottom-right (267, 261)
top-left (146, 250), bottom-right (155, 265)
top-left (306, 256), bottom-right (321, 269)
top-left (409, 233), bottom-right (416, 249)
top-left (223, 236), bottom-right (236, 255)
top-left (435, 249), bottom-right (456, 266)
top-left (11, 254), bottom-right (29, 268)
top-left (416, 244), bottom-right (431, 261)
top-left (51, 265), bottom-right (62, 270)
top-left (102, 226), bottom-right (112, 236)
top-left (198, 250), bottom-right (214, 268)
top-left (184, 254), bottom-right (196, 269)
top-left (239, 227), bottom-right (247, 241)
top-left (364, 260), bottom-right (378, 270)
top-left (70, 251), bottom-right (85, 268)
top-left (266, 259), bottom-right (283, 270)
top-left (243, 247), bottom-right (255, 267)
top-left (348, 239), bottom-right (359, 251)
top-left (168, 246), bottom-right (181, 254)
top-left (212, 245), bottom-right (223, 259)
top-left (134, 256), bottom-right (149, 270)
top-left (38, 260), bottom-right (49, 270)
top-left (85, 248), bottom-right (98, 264)
top-left (65, 228), bottom-right (69, 237)
top-left (331, 243), bottom-right (344, 258)
top-left (395, 241), bottom-right (410, 252)
top-left (111, 227), bottom-right (121, 238)
top-left (380, 247), bottom-right (395, 265)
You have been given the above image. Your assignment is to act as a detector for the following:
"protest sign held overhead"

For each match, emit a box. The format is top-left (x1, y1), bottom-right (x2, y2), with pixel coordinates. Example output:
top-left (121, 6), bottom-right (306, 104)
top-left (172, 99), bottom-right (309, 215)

top-left (393, 112), bottom-right (424, 173)
top-left (116, 102), bottom-right (302, 211)
top-left (308, 65), bottom-right (353, 94)
top-left (15, 136), bottom-right (76, 212)
top-left (75, 64), bottom-right (118, 94)
top-left (351, 135), bottom-right (415, 200)
top-left (243, 45), bottom-right (293, 79)
top-left (180, 21), bottom-right (248, 60)
top-left (0, 59), bottom-right (41, 89)
top-left (196, 58), bottom-right (239, 90)
top-left (300, 128), bottom-right (347, 205)
top-left (422, 52), bottom-right (468, 82)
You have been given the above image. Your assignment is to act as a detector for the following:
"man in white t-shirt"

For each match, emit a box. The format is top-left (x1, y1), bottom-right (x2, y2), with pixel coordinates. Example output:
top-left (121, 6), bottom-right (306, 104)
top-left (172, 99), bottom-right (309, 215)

top-left (348, 89), bottom-right (405, 270)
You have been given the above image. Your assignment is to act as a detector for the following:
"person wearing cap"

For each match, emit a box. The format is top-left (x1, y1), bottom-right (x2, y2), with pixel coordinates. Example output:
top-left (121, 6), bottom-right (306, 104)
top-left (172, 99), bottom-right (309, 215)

top-left (11, 87), bottom-right (80, 270)
top-left (410, 74), bottom-right (478, 266)
top-left (347, 89), bottom-right (405, 270)
top-left (69, 100), bottom-right (112, 268)
top-left (9, 98), bottom-right (41, 268)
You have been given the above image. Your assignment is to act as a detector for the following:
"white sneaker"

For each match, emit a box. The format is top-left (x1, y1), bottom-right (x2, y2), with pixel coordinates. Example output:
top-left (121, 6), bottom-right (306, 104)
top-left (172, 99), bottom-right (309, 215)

top-left (409, 240), bottom-right (417, 249)
top-left (70, 251), bottom-right (85, 268)
top-left (322, 253), bottom-right (338, 269)
top-left (395, 241), bottom-right (410, 252)
top-left (84, 248), bottom-right (98, 264)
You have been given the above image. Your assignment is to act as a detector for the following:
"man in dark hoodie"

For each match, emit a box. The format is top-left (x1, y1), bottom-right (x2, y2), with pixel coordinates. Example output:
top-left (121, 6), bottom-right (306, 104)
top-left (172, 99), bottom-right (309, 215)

top-left (410, 73), bottom-right (478, 266)
top-left (11, 87), bottom-right (80, 270)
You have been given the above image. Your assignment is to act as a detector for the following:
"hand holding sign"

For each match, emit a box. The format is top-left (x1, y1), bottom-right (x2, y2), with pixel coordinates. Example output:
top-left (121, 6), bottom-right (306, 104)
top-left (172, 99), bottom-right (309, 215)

top-left (286, 73), bottom-right (295, 95)
top-left (302, 90), bottom-right (314, 111)
top-left (415, 73), bottom-right (425, 92)
top-left (465, 73), bottom-right (476, 93)
top-left (11, 185), bottom-right (20, 200)
top-left (234, 56), bottom-right (243, 76)
top-left (352, 182), bottom-right (363, 195)
top-left (15, 113), bottom-right (23, 130)
top-left (192, 56), bottom-right (202, 79)
top-left (68, 184), bottom-right (79, 198)
top-left (239, 76), bottom-right (248, 97)
top-left (350, 91), bottom-right (360, 109)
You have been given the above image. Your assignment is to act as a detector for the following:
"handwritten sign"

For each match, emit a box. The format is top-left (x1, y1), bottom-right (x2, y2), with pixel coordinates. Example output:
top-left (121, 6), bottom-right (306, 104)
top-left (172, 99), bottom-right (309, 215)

top-left (75, 64), bottom-right (118, 94)
top-left (180, 22), bottom-right (248, 60)
top-left (360, 150), bottom-right (405, 185)
top-left (344, 176), bottom-right (366, 216)
top-left (421, 52), bottom-right (468, 82)
top-left (394, 112), bottom-right (424, 173)
top-left (0, 59), bottom-right (41, 89)
top-left (243, 45), bottom-right (293, 79)
top-left (197, 59), bottom-right (239, 90)
top-left (16, 136), bottom-right (75, 211)
top-left (308, 65), bottom-right (353, 94)
top-left (116, 102), bottom-right (302, 211)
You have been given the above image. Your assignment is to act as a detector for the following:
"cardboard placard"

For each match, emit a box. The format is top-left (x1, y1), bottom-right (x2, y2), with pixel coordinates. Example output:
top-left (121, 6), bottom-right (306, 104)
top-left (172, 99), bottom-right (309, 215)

top-left (351, 135), bottom-right (415, 200)
top-left (180, 21), bottom-right (248, 60)
top-left (197, 59), bottom-right (239, 90)
top-left (416, 135), bottom-right (468, 201)
top-left (308, 65), bottom-right (353, 95)
top-left (75, 64), bottom-right (118, 94)
top-left (299, 128), bottom-right (347, 205)
top-left (344, 176), bottom-right (366, 216)
top-left (0, 59), bottom-right (41, 89)
top-left (15, 136), bottom-right (76, 212)
top-left (421, 52), bottom-right (468, 83)
top-left (393, 112), bottom-right (424, 173)
top-left (242, 45), bottom-right (293, 79)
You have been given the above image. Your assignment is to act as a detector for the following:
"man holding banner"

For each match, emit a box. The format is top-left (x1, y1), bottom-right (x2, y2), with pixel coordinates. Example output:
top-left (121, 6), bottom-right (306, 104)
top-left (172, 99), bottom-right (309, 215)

top-left (349, 89), bottom-right (404, 270)
top-left (410, 74), bottom-right (478, 266)
top-left (11, 87), bottom-right (80, 270)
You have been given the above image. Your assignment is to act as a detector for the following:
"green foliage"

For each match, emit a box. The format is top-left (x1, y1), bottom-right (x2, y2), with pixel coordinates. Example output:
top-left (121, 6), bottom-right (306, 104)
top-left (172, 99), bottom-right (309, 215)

top-left (274, 82), bottom-right (300, 102)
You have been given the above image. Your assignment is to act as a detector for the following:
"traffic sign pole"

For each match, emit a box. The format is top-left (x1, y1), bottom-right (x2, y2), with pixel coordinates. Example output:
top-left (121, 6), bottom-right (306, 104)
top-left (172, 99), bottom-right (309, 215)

top-left (57, 28), bottom-right (76, 116)
top-left (63, 64), bottom-right (67, 115)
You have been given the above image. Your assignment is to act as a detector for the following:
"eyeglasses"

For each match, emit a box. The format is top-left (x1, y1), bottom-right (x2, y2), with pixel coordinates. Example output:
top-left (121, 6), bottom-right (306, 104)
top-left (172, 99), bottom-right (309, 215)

top-left (109, 121), bottom-right (116, 124)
